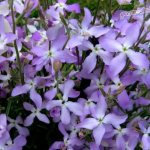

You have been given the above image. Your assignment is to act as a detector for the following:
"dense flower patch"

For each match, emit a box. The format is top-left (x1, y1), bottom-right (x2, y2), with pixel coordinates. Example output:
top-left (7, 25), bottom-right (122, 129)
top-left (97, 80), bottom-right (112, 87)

top-left (0, 0), bottom-right (150, 149)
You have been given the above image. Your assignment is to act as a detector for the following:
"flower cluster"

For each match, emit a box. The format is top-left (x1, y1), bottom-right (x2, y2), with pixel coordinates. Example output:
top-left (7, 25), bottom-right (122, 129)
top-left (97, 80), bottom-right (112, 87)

top-left (0, 0), bottom-right (150, 149)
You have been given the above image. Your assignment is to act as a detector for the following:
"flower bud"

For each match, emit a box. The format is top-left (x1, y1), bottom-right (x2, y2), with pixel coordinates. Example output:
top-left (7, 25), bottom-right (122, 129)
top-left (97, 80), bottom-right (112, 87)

top-left (53, 60), bottom-right (62, 73)
top-left (24, 0), bottom-right (39, 17)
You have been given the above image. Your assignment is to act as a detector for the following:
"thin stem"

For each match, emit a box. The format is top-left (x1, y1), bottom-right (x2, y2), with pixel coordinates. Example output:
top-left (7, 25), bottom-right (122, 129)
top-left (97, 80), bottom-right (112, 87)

top-left (60, 14), bottom-right (71, 50)
top-left (10, 0), bottom-right (24, 84)
top-left (14, 41), bottom-right (24, 84)
top-left (92, 0), bottom-right (100, 25)
top-left (108, 0), bottom-right (112, 21)
top-left (76, 47), bottom-right (80, 70)
top-left (10, 0), bottom-right (16, 34)
top-left (6, 98), bottom-right (12, 115)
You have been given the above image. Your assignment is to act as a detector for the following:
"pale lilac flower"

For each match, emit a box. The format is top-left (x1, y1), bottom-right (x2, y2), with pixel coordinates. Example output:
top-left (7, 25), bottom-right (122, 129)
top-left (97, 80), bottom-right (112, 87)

top-left (67, 8), bottom-right (109, 48)
top-left (79, 91), bottom-right (100, 116)
top-left (139, 121), bottom-right (150, 150)
top-left (50, 133), bottom-right (82, 150)
top-left (78, 95), bottom-right (127, 146)
top-left (53, 0), bottom-right (80, 14)
top-left (24, 0), bottom-right (39, 16)
top-left (23, 102), bottom-right (49, 126)
top-left (101, 23), bottom-right (149, 77)
top-left (46, 80), bottom-right (83, 124)
top-left (32, 40), bottom-right (76, 73)
top-left (81, 41), bottom-right (112, 73)
top-left (7, 116), bottom-right (29, 136)
top-left (112, 127), bottom-right (139, 150)
top-left (5, 135), bottom-right (27, 150)
top-left (12, 77), bottom-right (43, 108)
top-left (117, 90), bottom-right (131, 110)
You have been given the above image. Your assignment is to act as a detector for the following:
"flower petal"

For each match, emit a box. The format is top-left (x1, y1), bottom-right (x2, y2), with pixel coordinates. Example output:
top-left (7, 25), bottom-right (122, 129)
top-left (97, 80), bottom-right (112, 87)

top-left (82, 8), bottom-right (92, 28)
top-left (37, 113), bottom-right (50, 124)
top-left (63, 80), bottom-right (74, 100)
top-left (66, 4), bottom-right (80, 13)
top-left (104, 114), bottom-right (127, 128)
top-left (116, 135), bottom-right (126, 149)
top-left (66, 101), bottom-right (83, 116)
top-left (30, 88), bottom-right (42, 108)
top-left (45, 100), bottom-right (62, 110)
top-left (127, 50), bottom-right (149, 69)
top-left (24, 114), bottom-right (35, 126)
top-left (23, 102), bottom-right (34, 111)
top-left (78, 118), bottom-right (99, 130)
top-left (125, 22), bottom-right (140, 46)
top-left (98, 50), bottom-right (112, 65)
top-left (92, 95), bottom-right (107, 119)
top-left (100, 38), bottom-right (122, 52)
top-left (67, 34), bottom-right (83, 48)
top-left (12, 85), bottom-right (29, 96)
top-left (108, 53), bottom-right (126, 77)
top-left (89, 26), bottom-right (109, 38)
top-left (44, 88), bottom-right (57, 101)
top-left (0, 114), bottom-right (7, 126)
top-left (14, 135), bottom-right (27, 146)
top-left (142, 134), bottom-right (150, 150)
top-left (117, 90), bottom-right (130, 109)
top-left (93, 124), bottom-right (105, 146)
top-left (61, 106), bottom-right (70, 124)
top-left (82, 52), bottom-right (97, 73)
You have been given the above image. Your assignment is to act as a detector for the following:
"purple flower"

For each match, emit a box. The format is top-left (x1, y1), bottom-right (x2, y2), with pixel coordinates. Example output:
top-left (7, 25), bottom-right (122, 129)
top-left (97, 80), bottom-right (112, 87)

top-left (23, 102), bottom-right (49, 126)
top-left (81, 41), bottom-right (112, 73)
top-left (24, 0), bottom-right (39, 16)
top-left (50, 133), bottom-right (82, 150)
top-left (139, 121), bottom-right (150, 150)
top-left (32, 41), bottom-right (76, 73)
top-left (12, 77), bottom-right (43, 108)
top-left (117, 90), bottom-right (131, 110)
top-left (1, 0), bottom-right (150, 149)
top-left (78, 95), bottom-right (127, 146)
top-left (53, 0), bottom-right (80, 14)
top-left (67, 8), bottom-right (109, 48)
top-left (6, 135), bottom-right (27, 150)
top-left (46, 80), bottom-right (83, 124)
top-left (7, 116), bottom-right (29, 136)
top-left (101, 23), bottom-right (149, 77)
top-left (79, 91), bottom-right (99, 116)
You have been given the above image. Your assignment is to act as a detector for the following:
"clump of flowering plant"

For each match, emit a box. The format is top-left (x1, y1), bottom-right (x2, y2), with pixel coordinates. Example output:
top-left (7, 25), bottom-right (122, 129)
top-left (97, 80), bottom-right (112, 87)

top-left (0, 0), bottom-right (150, 149)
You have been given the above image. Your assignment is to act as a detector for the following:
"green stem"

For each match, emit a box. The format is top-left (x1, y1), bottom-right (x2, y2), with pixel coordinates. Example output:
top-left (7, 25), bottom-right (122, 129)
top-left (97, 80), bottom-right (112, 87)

top-left (108, 0), bottom-right (112, 21)
top-left (60, 14), bottom-right (71, 50)
top-left (10, 0), bottom-right (24, 84)
top-left (14, 41), bottom-right (24, 84)
top-left (16, 13), bottom-right (25, 25)
top-left (6, 99), bottom-right (12, 115)
top-left (92, 0), bottom-right (100, 24)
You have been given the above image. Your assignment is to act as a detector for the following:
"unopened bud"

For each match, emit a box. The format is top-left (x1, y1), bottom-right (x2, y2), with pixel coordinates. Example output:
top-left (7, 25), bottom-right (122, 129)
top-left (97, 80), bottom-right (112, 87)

top-left (23, 0), bottom-right (39, 16)
top-left (53, 60), bottom-right (62, 73)
top-left (24, 0), bottom-right (34, 13)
